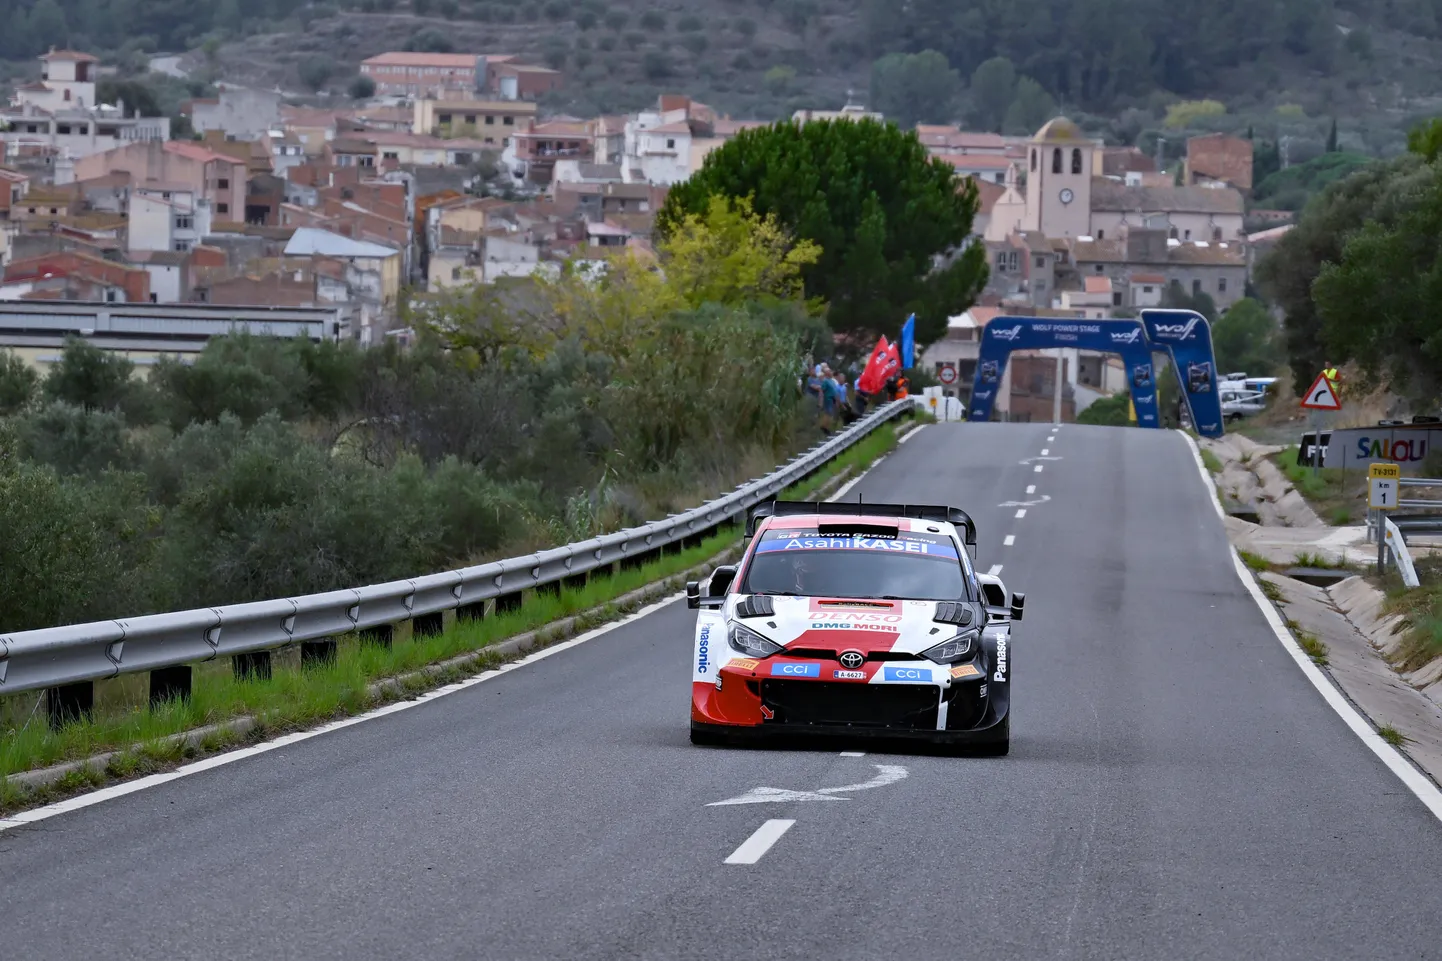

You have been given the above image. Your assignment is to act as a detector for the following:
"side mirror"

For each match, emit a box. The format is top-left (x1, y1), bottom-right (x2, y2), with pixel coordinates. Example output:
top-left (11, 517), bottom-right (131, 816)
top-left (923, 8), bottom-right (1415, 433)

top-left (1010, 591), bottom-right (1026, 622)
top-left (686, 580), bottom-right (701, 610)
top-left (709, 565), bottom-right (737, 597)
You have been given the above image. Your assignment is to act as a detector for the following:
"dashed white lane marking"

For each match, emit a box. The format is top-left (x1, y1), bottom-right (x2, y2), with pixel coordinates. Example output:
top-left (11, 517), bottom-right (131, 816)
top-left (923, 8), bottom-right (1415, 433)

top-left (725, 820), bottom-right (795, 865)
top-left (1003, 534), bottom-right (1016, 546)
top-left (840, 751), bottom-right (866, 757)
top-left (1015, 509), bottom-right (1027, 519)
top-left (1041, 448), bottom-right (1050, 456)
top-left (1034, 465), bottom-right (1044, 473)
top-left (1026, 485), bottom-right (1036, 495)
top-left (1179, 432), bottom-right (1442, 825)
top-left (987, 564), bottom-right (1003, 576)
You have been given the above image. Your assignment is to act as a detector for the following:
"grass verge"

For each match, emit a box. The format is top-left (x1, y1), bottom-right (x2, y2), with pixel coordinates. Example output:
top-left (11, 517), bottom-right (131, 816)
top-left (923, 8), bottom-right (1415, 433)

top-left (1240, 550), bottom-right (1274, 573)
top-left (1201, 449), bottom-right (1224, 474)
top-left (1271, 445), bottom-right (1367, 525)
top-left (1379, 557), bottom-right (1442, 673)
top-left (0, 419), bottom-right (907, 811)
top-left (1378, 724), bottom-right (1410, 747)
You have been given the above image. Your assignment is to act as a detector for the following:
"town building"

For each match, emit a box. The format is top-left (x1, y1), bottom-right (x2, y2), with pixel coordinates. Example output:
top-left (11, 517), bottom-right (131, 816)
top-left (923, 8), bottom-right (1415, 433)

top-left (73, 140), bottom-right (247, 223)
top-left (1, 50), bottom-right (169, 163)
top-left (185, 85), bottom-right (284, 142)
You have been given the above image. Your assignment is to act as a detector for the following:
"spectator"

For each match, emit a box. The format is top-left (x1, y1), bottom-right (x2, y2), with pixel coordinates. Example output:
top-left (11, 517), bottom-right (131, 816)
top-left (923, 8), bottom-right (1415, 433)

top-left (819, 364), bottom-right (839, 432)
top-left (837, 373), bottom-right (858, 425)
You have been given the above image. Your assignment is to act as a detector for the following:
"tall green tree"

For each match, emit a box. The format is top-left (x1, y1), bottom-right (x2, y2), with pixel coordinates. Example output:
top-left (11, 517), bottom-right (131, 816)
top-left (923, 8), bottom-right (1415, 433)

top-left (26, 0), bottom-right (70, 49)
top-left (1311, 153), bottom-right (1442, 404)
top-left (1211, 298), bottom-right (1284, 375)
top-left (1255, 154), bottom-right (1426, 389)
top-left (868, 50), bottom-right (962, 129)
top-left (656, 118), bottom-right (987, 345)
top-left (1002, 77), bottom-right (1057, 136)
top-left (42, 337), bottom-right (138, 413)
top-left (968, 56), bottom-right (1015, 133)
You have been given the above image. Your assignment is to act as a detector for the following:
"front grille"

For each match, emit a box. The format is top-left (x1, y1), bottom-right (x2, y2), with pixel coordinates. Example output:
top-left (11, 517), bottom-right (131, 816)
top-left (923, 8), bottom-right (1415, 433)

top-left (760, 680), bottom-right (939, 729)
top-left (783, 647), bottom-right (923, 661)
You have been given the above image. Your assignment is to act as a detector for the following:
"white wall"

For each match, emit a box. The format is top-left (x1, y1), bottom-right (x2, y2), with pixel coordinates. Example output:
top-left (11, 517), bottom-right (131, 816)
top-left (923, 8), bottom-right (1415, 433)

top-left (143, 264), bottom-right (182, 303)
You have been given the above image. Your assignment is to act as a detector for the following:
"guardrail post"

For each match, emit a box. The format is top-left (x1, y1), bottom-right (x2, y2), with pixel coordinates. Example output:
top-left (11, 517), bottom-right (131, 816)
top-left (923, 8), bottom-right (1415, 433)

top-left (496, 592), bottom-right (522, 614)
top-left (301, 639), bottom-right (337, 667)
top-left (562, 573), bottom-right (587, 593)
top-left (149, 665), bottom-right (192, 707)
top-left (412, 612), bottom-right (444, 638)
top-left (457, 601), bottom-right (486, 623)
top-left (233, 651), bottom-right (272, 681)
top-left (46, 682), bottom-right (93, 729)
top-left (360, 625), bottom-right (393, 649)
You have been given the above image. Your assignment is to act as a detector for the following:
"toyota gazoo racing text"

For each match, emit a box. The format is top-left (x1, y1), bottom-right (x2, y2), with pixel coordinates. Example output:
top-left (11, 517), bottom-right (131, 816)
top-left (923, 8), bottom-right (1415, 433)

top-left (686, 500), bottom-right (1024, 755)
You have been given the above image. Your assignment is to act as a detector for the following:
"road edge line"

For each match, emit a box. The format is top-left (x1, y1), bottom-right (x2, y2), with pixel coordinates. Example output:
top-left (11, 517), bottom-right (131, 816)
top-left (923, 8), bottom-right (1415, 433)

top-left (3, 419), bottom-right (921, 832)
top-left (1177, 430), bottom-right (1442, 823)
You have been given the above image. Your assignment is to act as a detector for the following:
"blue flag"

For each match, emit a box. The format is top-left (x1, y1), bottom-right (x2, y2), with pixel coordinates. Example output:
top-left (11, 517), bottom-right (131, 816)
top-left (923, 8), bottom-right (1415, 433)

top-left (900, 314), bottom-right (916, 370)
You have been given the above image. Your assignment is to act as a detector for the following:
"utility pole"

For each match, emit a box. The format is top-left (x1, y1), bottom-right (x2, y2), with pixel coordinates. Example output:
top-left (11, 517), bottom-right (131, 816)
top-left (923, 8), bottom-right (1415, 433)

top-left (1280, 135), bottom-right (1291, 170)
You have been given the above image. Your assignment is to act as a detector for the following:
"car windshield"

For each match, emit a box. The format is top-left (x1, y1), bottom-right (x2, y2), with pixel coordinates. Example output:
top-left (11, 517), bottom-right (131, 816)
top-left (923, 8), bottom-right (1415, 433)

top-left (739, 527), bottom-right (971, 601)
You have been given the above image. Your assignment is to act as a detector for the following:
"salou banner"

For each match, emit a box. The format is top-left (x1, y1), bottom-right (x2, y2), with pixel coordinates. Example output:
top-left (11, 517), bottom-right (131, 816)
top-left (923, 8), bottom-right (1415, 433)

top-left (967, 317), bottom-right (1161, 428)
top-left (1140, 309), bottom-right (1224, 439)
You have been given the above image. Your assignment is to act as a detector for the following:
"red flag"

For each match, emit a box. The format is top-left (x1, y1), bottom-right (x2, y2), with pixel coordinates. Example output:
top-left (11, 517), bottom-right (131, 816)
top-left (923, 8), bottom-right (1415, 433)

top-left (856, 336), bottom-right (892, 394)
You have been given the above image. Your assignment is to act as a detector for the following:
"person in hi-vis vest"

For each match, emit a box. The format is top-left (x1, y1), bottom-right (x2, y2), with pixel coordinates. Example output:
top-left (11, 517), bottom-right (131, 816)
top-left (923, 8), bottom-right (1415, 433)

top-left (1322, 363), bottom-right (1340, 398)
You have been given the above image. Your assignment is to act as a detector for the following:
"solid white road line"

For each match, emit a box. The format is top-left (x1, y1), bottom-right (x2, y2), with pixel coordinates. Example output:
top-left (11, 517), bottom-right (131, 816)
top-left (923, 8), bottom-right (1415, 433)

top-left (987, 564), bottom-right (1003, 576)
top-left (1003, 535), bottom-right (1016, 546)
top-left (895, 424), bottom-right (928, 445)
top-left (3, 425), bottom-right (918, 833)
top-left (1179, 432), bottom-right (1442, 824)
top-left (1026, 485), bottom-right (1036, 495)
top-left (1034, 465), bottom-right (1044, 473)
top-left (1015, 509), bottom-right (1027, 519)
top-left (840, 751), bottom-right (866, 757)
top-left (0, 594), bottom-right (687, 834)
top-left (725, 820), bottom-right (796, 864)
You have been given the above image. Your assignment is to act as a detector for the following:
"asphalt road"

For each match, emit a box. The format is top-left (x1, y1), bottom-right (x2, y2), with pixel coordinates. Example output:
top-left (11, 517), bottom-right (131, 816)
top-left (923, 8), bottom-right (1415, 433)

top-left (7, 423), bottom-right (1442, 960)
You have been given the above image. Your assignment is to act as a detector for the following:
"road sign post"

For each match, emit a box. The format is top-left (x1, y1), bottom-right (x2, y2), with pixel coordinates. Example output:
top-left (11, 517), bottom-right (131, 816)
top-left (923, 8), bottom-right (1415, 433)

top-left (1369, 462), bottom-right (1400, 573)
top-left (1300, 371), bottom-right (1343, 478)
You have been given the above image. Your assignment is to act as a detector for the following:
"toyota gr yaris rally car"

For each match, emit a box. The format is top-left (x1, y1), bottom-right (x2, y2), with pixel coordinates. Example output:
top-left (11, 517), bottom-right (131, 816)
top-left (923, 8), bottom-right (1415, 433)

top-left (686, 500), bottom-right (1023, 755)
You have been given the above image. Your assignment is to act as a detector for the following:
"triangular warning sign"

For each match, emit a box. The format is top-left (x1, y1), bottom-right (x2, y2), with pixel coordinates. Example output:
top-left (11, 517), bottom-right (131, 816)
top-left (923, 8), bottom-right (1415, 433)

top-left (1300, 372), bottom-right (1342, 410)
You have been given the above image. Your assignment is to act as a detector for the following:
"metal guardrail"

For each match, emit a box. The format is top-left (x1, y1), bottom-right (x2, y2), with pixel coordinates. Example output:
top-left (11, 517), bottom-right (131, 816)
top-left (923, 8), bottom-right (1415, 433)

top-left (1383, 517), bottom-right (1421, 589)
top-left (1368, 477), bottom-right (1442, 543)
top-left (0, 401), bottom-right (913, 702)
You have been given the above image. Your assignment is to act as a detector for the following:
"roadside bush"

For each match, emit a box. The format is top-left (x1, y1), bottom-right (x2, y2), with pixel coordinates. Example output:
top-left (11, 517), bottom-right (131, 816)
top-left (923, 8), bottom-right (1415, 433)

top-left (15, 403), bottom-right (140, 477)
top-left (1076, 392), bottom-right (1133, 427)
top-left (0, 349), bottom-right (37, 414)
top-left (0, 427), bottom-right (161, 633)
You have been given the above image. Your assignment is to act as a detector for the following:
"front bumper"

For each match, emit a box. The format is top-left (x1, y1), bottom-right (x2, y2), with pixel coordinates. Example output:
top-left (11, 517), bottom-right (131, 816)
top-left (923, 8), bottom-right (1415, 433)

top-left (692, 657), bottom-right (1006, 739)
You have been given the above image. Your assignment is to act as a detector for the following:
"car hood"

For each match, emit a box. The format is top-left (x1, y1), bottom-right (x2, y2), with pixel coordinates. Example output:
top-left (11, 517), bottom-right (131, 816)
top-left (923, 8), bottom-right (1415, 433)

top-left (725, 595), bottom-right (970, 656)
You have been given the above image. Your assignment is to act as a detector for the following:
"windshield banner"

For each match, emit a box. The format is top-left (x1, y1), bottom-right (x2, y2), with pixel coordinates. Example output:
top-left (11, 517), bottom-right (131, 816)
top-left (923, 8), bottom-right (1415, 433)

top-left (755, 532), bottom-right (959, 560)
top-left (968, 317), bottom-right (1161, 430)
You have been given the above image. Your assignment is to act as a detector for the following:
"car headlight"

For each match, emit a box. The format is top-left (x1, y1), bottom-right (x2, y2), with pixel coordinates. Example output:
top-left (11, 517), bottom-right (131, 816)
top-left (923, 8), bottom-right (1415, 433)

top-left (728, 622), bottom-right (783, 659)
top-left (921, 630), bottom-right (979, 664)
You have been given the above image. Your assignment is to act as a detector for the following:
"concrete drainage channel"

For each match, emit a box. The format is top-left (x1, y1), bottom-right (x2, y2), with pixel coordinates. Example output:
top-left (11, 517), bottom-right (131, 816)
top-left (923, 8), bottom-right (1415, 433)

top-left (1, 420), bottom-right (921, 807)
top-left (1202, 433), bottom-right (1442, 782)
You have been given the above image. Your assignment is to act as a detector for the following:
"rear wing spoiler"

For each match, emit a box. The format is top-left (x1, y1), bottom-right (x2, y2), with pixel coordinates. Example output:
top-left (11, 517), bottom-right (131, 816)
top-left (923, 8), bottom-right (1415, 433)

top-left (746, 500), bottom-right (977, 548)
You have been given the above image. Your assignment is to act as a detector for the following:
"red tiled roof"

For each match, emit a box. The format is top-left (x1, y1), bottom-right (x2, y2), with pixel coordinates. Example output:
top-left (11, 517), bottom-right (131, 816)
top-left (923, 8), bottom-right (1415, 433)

top-left (41, 49), bottom-right (100, 62)
top-left (164, 141), bottom-right (244, 166)
top-left (939, 153), bottom-right (1014, 170)
top-left (362, 52), bottom-right (490, 68)
top-left (1083, 276), bottom-right (1112, 294)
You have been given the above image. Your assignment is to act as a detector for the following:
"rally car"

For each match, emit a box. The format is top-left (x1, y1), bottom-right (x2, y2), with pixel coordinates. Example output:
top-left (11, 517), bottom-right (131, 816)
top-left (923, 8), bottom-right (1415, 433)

top-left (686, 500), bottom-right (1023, 755)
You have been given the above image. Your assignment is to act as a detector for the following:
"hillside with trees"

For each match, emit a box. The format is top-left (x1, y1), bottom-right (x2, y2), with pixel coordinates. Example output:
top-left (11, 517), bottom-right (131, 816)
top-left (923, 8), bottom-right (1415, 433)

top-left (2, 0), bottom-right (1441, 153)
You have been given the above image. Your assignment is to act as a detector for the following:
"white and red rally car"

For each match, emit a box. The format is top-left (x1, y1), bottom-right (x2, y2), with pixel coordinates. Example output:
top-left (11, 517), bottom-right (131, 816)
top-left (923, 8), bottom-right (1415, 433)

top-left (687, 500), bottom-right (1022, 755)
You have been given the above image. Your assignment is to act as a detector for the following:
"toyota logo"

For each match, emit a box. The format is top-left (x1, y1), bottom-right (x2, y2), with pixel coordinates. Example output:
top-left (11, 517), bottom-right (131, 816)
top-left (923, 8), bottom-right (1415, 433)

top-left (838, 650), bottom-right (865, 670)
